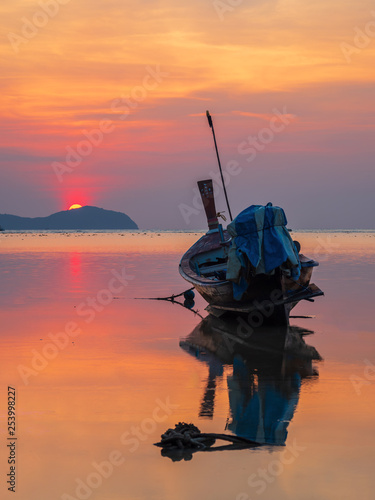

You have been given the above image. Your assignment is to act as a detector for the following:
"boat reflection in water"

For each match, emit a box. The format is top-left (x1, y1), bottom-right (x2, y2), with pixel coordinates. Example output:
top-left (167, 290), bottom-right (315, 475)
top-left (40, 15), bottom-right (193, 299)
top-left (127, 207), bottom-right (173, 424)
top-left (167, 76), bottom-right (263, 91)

top-left (180, 314), bottom-right (322, 446)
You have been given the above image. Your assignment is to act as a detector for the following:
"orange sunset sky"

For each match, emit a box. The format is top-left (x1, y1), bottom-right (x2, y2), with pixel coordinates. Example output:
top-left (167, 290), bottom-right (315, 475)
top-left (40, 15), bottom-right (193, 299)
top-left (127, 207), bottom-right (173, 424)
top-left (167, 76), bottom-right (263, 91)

top-left (1, 0), bottom-right (375, 229)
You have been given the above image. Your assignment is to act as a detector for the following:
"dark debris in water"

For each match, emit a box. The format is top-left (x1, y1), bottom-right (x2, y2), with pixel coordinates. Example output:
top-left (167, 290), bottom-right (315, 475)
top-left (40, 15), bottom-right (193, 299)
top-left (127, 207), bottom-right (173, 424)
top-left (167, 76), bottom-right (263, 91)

top-left (154, 422), bottom-right (260, 461)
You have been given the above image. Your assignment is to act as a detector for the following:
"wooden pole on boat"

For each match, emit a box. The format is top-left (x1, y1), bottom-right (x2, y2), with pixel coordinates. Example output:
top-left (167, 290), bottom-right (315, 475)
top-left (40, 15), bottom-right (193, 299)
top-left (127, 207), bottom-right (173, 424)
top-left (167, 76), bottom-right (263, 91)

top-left (206, 110), bottom-right (233, 221)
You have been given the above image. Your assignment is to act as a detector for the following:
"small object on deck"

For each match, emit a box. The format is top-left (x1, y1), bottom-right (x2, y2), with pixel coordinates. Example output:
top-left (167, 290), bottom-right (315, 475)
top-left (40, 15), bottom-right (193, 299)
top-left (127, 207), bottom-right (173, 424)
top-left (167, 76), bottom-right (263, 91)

top-left (217, 211), bottom-right (227, 222)
top-left (293, 240), bottom-right (301, 253)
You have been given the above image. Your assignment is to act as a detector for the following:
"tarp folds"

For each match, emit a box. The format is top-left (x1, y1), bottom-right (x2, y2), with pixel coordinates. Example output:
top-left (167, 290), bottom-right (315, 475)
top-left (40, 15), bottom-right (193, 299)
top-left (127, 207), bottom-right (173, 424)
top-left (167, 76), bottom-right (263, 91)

top-left (226, 203), bottom-right (300, 299)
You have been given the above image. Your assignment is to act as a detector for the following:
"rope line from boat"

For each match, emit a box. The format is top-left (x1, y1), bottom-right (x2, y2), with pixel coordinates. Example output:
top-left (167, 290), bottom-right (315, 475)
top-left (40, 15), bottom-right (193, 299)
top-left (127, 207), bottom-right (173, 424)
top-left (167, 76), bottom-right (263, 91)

top-left (149, 287), bottom-right (195, 301)
top-left (132, 288), bottom-right (204, 318)
top-left (285, 277), bottom-right (315, 301)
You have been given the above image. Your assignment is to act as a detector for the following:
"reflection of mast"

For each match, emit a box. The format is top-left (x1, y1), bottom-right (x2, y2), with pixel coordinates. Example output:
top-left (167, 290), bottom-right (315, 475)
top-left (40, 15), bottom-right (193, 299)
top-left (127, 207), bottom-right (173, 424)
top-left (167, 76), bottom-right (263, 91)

top-left (180, 338), bottom-right (223, 420)
top-left (198, 354), bottom-right (223, 419)
top-left (199, 370), bottom-right (217, 419)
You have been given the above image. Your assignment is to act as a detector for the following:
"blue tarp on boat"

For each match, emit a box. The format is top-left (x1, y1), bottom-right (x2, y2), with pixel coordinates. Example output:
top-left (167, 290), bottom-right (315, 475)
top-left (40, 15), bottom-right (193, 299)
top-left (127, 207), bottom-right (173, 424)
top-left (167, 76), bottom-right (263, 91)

top-left (226, 203), bottom-right (300, 299)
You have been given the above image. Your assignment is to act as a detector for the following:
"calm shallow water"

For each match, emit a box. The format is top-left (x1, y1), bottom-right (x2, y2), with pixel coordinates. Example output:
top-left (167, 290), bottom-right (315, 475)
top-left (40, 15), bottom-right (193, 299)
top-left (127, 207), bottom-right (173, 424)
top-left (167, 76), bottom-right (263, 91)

top-left (0, 232), bottom-right (374, 500)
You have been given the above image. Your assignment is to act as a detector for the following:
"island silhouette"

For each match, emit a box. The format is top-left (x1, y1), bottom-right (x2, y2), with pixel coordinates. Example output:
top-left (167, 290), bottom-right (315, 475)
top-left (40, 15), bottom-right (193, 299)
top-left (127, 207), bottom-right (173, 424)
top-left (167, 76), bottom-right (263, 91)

top-left (0, 206), bottom-right (138, 230)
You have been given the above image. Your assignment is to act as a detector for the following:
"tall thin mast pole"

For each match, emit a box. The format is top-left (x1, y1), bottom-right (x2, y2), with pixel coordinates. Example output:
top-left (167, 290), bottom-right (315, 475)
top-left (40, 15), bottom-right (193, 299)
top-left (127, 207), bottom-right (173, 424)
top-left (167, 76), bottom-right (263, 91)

top-left (206, 110), bottom-right (233, 221)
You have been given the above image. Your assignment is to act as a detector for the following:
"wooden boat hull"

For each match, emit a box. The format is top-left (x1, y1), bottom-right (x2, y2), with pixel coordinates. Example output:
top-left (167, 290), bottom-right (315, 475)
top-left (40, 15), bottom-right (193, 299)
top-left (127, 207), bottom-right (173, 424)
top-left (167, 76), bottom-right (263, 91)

top-left (179, 230), bottom-right (323, 325)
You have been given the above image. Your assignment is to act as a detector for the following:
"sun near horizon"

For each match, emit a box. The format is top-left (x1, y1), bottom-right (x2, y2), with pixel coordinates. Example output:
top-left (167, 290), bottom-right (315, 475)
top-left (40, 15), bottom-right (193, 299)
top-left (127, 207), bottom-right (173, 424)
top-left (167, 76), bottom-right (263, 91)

top-left (68, 204), bottom-right (83, 210)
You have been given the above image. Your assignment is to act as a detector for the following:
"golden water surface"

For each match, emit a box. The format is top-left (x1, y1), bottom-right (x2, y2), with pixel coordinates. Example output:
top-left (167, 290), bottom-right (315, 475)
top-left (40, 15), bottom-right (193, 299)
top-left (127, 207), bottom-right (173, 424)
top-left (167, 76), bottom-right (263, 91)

top-left (0, 231), bottom-right (374, 500)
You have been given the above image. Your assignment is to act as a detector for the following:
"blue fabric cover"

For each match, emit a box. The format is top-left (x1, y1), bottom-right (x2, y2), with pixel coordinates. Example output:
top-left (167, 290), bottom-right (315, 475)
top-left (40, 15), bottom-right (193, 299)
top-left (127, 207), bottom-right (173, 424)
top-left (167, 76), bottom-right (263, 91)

top-left (227, 355), bottom-right (301, 445)
top-left (226, 203), bottom-right (300, 300)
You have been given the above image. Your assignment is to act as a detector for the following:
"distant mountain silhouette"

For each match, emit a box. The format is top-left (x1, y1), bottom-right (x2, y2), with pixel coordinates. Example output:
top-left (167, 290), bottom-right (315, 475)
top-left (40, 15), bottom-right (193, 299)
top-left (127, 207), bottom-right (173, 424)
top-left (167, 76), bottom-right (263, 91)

top-left (0, 206), bottom-right (138, 230)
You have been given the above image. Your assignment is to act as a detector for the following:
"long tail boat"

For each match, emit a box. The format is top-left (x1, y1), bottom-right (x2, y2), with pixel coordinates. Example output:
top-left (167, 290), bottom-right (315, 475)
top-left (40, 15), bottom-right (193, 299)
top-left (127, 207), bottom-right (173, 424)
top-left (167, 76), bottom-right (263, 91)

top-left (179, 180), bottom-right (323, 325)
top-left (178, 113), bottom-right (323, 325)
